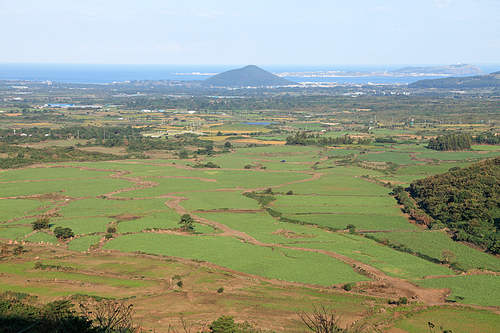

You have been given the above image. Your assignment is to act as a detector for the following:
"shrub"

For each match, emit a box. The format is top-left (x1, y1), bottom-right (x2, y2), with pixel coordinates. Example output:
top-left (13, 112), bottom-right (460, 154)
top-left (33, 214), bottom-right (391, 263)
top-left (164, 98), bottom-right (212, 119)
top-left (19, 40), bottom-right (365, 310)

top-left (343, 283), bottom-right (352, 291)
top-left (217, 287), bottom-right (224, 293)
top-left (12, 245), bottom-right (24, 255)
top-left (53, 227), bottom-right (74, 239)
top-left (32, 217), bottom-right (50, 230)
top-left (210, 315), bottom-right (238, 333)
top-left (346, 224), bottom-right (356, 234)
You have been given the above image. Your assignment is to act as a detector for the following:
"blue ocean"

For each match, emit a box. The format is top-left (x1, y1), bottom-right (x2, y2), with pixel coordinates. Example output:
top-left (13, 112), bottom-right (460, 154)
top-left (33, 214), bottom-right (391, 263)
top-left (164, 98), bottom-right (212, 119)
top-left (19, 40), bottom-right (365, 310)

top-left (0, 63), bottom-right (498, 85)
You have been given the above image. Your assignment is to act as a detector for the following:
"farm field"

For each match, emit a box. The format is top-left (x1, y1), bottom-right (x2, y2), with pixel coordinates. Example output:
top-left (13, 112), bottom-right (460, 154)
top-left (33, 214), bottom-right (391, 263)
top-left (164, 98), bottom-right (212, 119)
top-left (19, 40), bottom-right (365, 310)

top-left (2, 127), bottom-right (500, 331)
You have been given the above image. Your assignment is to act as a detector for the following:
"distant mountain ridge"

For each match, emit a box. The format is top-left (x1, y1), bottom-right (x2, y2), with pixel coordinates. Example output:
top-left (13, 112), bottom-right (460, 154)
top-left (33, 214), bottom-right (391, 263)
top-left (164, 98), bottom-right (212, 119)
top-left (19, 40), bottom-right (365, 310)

top-left (204, 65), bottom-right (294, 87)
top-left (409, 71), bottom-right (500, 89)
top-left (392, 64), bottom-right (483, 75)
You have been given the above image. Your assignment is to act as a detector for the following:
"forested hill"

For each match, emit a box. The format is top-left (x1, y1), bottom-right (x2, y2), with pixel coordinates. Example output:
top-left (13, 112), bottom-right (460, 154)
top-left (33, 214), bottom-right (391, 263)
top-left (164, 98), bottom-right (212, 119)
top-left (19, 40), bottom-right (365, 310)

top-left (409, 71), bottom-right (500, 89)
top-left (409, 157), bottom-right (500, 254)
top-left (204, 65), bottom-right (294, 87)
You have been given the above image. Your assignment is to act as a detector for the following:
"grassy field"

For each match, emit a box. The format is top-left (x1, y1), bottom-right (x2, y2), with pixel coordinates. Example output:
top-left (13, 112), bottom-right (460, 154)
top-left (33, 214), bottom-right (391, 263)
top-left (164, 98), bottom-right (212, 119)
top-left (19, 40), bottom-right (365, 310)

top-left (288, 213), bottom-right (415, 230)
top-left (384, 307), bottom-right (500, 332)
top-left (292, 239), bottom-right (454, 279)
top-left (415, 275), bottom-right (500, 306)
top-left (375, 230), bottom-right (500, 271)
top-left (2, 137), bottom-right (500, 331)
top-left (0, 199), bottom-right (53, 222)
top-left (103, 233), bottom-right (369, 286)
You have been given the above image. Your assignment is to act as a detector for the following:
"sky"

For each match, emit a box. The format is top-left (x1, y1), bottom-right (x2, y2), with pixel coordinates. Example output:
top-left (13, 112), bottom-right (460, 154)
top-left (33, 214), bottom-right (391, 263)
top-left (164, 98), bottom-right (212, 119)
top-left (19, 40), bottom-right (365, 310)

top-left (1, 0), bottom-right (499, 66)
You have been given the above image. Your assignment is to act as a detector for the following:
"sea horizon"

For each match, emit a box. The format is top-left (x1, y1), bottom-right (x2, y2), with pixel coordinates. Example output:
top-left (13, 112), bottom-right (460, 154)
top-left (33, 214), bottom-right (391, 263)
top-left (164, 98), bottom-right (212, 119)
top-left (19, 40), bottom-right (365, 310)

top-left (1, 63), bottom-right (498, 85)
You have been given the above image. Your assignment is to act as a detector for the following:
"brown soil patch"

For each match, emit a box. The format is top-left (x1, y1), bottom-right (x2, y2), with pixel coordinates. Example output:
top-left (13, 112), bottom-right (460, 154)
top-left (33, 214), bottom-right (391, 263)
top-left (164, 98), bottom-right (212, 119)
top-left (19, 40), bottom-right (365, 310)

top-left (271, 229), bottom-right (317, 239)
top-left (109, 214), bottom-right (143, 221)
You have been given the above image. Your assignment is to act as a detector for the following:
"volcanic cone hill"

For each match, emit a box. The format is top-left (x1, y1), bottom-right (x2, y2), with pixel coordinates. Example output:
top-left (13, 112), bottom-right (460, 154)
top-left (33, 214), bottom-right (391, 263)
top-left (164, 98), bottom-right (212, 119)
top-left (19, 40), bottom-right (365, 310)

top-left (204, 65), bottom-right (294, 87)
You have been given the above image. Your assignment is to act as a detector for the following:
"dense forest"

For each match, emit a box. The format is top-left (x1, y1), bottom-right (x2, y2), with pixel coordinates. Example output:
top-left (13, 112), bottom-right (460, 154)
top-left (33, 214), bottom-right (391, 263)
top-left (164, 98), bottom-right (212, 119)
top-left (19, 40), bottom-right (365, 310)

top-left (285, 131), bottom-right (370, 146)
top-left (409, 157), bottom-right (500, 254)
top-left (427, 132), bottom-right (472, 151)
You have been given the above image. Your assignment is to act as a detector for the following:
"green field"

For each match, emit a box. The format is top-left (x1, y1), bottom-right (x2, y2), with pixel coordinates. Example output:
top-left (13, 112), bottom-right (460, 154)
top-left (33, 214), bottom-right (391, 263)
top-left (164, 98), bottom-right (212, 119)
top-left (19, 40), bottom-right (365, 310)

top-left (376, 230), bottom-right (500, 271)
top-left (1, 134), bottom-right (500, 327)
top-left (386, 307), bottom-right (500, 332)
top-left (103, 233), bottom-right (369, 286)
top-left (289, 213), bottom-right (415, 230)
top-left (415, 275), bottom-right (500, 306)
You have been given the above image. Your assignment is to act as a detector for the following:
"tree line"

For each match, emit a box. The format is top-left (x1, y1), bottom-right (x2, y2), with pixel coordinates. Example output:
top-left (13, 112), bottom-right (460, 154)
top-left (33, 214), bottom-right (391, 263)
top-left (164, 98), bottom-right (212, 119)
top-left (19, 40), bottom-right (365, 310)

top-left (285, 132), bottom-right (370, 146)
top-left (427, 132), bottom-right (472, 151)
top-left (409, 157), bottom-right (500, 254)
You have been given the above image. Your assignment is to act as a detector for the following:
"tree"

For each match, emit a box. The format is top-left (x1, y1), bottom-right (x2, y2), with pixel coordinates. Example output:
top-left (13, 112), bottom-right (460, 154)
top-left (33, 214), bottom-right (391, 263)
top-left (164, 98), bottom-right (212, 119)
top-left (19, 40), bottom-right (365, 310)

top-left (12, 245), bottom-right (24, 255)
top-left (53, 226), bottom-right (74, 239)
top-left (297, 305), bottom-right (366, 333)
top-left (178, 149), bottom-right (189, 159)
top-left (79, 299), bottom-right (135, 333)
top-left (210, 315), bottom-right (238, 333)
top-left (441, 249), bottom-right (456, 264)
top-left (224, 141), bottom-right (232, 149)
top-left (179, 214), bottom-right (194, 232)
top-left (32, 217), bottom-right (50, 230)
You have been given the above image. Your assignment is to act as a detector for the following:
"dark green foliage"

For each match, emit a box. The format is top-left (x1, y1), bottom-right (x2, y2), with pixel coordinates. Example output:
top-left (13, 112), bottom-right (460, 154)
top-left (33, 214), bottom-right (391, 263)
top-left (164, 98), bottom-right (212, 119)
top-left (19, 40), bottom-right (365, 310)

top-left (217, 287), bottom-right (224, 293)
top-left (178, 214), bottom-right (194, 232)
top-left (178, 149), bottom-right (189, 159)
top-left (243, 192), bottom-right (276, 207)
top-left (286, 132), bottom-right (355, 146)
top-left (194, 161), bottom-right (220, 168)
top-left (53, 227), bottom-right (75, 239)
top-left (410, 157), bottom-right (500, 253)
top-left (224, 141), bottom-right (232, 149)
top-left (357, 138), bottom-right (372, 145)
top-left (343, 284), bottom-right (352, 291)
top-left (474, 131), bottom-right (500, 145)
top-left (374, 137), bottom-right (397, 144)
top-left (346, 224), bottom-right (356, 234)
top-left (32, 217), bottom-right (50, 230)
top-left (12, 245), bottom-right (24, 255)
top-left (0, 145), bottom-right (136, 169)
top-left (427, 132), bottom-right (472, 151)
top-left (210, 315), bottom-right (239, 333)
top-left (0, 292), bottom-right (93, 333)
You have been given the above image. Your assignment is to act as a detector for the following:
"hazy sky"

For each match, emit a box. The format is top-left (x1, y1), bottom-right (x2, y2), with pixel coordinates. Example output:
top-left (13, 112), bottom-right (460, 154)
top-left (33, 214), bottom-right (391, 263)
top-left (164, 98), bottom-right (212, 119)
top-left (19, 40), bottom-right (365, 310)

top-left (1, 0), bottom-right (499, 66)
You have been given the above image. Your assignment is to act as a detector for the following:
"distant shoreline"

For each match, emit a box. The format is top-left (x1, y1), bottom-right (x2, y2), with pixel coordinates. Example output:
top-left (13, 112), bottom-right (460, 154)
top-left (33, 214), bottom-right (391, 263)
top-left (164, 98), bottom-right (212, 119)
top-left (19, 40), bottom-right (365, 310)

top-left (0, 63), bottom-right (497, 85)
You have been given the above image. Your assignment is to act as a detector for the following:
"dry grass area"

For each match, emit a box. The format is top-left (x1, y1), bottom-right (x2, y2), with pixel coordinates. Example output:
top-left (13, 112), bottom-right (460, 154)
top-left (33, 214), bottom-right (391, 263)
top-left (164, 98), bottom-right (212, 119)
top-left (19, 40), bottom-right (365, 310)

top-left (0, 243), bottom-right (376, 332)
top-left (77, 146), bottom-right (128, 155)
top-left (232, 139), bottom-right (286, 145)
